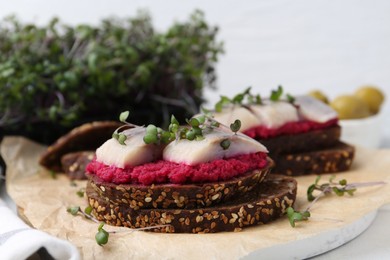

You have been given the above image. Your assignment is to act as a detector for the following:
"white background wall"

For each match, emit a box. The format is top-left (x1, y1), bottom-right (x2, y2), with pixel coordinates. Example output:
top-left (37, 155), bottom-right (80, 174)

top-left (1, 0), bottom-right (389, 114)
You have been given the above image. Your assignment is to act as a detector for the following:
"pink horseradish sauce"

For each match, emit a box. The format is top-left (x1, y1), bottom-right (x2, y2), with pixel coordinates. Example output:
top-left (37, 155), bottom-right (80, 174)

top-left (86, 152), bottom-right (268, 185)
top-left (244, 119), bottom-right (338, 139)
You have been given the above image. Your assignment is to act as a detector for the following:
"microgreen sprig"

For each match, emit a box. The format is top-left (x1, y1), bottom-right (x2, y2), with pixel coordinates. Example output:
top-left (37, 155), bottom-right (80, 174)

top-left (270, 85), bottom-right (283, 101)
top-left (76, 188), bottom-right (85, 198)
top-left (143, 124), bottom-right (174, 145)
top-left (168, 114), bottom-right (221, 142)
top-left (215, 87), bottom-right (261, 112)
top-left (287, 176), bottom-right (386, 227)
top-left (67, 205), bottom-right (171, 246)
top-left (96, 223), bottom-right (110, 246)
top-left (214, 86), bottom-right (295, 113)
top-left (112, 110), bottom-right (142, 145)
top-left (230, 119), bottom-right (241, 134)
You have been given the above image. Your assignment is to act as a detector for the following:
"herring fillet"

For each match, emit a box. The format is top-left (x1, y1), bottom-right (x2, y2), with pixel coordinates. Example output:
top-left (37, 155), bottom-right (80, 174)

top-left (96, 128), bottom-right (162, 168)
top-left (163, 129), bottom-right (268, 165)
top-left (294, 95), bottom-right (338, 123)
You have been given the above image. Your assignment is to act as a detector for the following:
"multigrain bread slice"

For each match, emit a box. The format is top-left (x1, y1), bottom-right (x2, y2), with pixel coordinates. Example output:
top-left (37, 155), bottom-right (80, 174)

top-left (87, 174), bottom-right (297, 233)
top-left (271, 141), bottom-right (355, 176)
top-left (86, 158), bottom-right (273, 209)
top-left (39, 121), bottom-right (121, 172)
top-left (61, 151), bottom-right (95, 180)
top-left (258, 125), bottom-right (341, 155)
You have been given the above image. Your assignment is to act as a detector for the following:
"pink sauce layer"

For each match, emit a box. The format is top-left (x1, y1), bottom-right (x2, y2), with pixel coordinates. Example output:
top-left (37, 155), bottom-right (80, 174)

top-left (244, 119), bottom-right (338, 139)
top-left (86, 152), bottom-right (268, 185)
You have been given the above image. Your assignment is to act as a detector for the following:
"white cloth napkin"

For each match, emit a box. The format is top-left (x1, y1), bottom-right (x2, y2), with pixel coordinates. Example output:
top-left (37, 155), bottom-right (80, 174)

top-left (0, 200), bottom-right (80, 260)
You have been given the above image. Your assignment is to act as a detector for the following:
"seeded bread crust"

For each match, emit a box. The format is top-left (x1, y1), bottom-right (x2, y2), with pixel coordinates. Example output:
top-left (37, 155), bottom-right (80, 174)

top-left (258, 125), bottom-right (341, 155)
top-left (86, 157), bottom-right (273, 209)
top-left (87, 174), bottom-right (297, 233)
top-left (39, 121), bottom-right (121, 172)
top-left (272, 141), bottom-right (355, 176)
top-left (61, 151), bottom-right (95, 180)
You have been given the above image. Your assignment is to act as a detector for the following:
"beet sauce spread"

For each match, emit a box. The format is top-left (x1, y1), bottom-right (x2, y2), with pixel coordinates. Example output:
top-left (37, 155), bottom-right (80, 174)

top-left (244, 119), bottom-right (338, 139)
top-left (86, 152), bottom-right (268, 185)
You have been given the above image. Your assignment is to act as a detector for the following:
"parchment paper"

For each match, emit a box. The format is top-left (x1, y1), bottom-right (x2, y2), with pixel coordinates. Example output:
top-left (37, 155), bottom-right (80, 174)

top-left (1, 136), bottom-right (390, 259)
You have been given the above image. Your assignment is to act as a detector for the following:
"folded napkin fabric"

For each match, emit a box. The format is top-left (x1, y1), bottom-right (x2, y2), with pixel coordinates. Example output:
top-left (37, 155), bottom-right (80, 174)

top-left (0, 201), bottom-right (80, 260)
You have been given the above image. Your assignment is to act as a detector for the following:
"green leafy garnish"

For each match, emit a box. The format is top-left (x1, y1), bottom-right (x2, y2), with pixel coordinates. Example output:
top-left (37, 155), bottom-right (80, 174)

top-left (230, 119), bottom-right (241, 134)
top-left (286, 93), bottom-right (295, 103)
top-left (270, 85), bottom-right (283, 101)
top-left (287, 207), bottom-right (310, 227)
top-left (215, 96), bottom-right (231, 112)
top-left (67, 204), bottom-right (172, 245)
top-left (288, 176), bottom-right (385, 227)
top-left (76, 189), bottom-right (85, 198)
top-left (119, 111), bottom-right (130, 123)
top-left (306, 175), bottom-right (358, 202)
top-left (213, 86), bottom-right (297, 113)
top-left (85, 206), bottom-right (93, 215)
top-left (220, 139), bottom-right (231, 150)
top-left (96, 223), bottom-right (110, 246)
top-left (67, 206), bottom-right (80, 216)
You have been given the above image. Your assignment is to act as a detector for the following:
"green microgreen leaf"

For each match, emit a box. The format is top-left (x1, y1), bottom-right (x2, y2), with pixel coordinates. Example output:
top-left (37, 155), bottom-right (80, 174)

top-left (117, 133), bottom-right (127, 145)
top-left (220, 139), bottom-right (230, 150)
top-left (96, 223), bottom-right (109, 246)
top-left (215, 96), bottom-right (231, 112)
top-left (85, 206), bottom-right (93, 215)
top-left (160, 131), bottom-right (172, 143)
top-left (195, 135), bottom-right (205, 141)
top-left (76, 189), bottom-right (85, 198)
top-left (314, 175), bottom-right (321, 185)
top-left (286, 93), bottom-right (295, 103)
top-left (143, 133), bottom-right (158, 144)
top-left (119, 110), bottom-right (129, 123)
top-left (211, 121), bottom-right (220, 128)
top-left (347, 189), bottom-right (356, 196)
top-left (186, 129), bottom-right (196, 140)
top-left (195, 114), bottom-right (206, 124)
top-left (230, 119), bottom-right (241, 133)
top-left (286, 207), bottom-right (311, 227)
top-left (67, 206), bottom-right (80, 216)
top-left (270, 85), bottom-right (283, 101)
top-left (171, 115), bottom-right (179, 125)
top-left (188, 118), bottom-right (200, 127)
top-left (169, 123), bottom-right (179, 133)
top-left (307, 184), bottom-right (316, 202)
top-left (339, 179), bottom-right (347, 186)
top-left (146, 124), bottom-right (158, 135)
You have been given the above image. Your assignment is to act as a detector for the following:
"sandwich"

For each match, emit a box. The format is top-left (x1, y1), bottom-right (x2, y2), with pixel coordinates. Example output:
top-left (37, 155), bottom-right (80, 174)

top-left (85, 114), bottom-right (297, 233)
top-left (209, 87), bottom-right (355, 176)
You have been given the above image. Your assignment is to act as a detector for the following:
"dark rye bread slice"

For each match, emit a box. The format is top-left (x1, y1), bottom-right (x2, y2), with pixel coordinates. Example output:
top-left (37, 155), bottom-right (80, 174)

top-left (61, 151), bottom-right (95, 180)
top-left (39, 121), bottom-right (121, 172)
top-left (258, 125), bottom-right (341, 155)
top-left (272, 141), bottom-right (355, 176)
top-left (86, 158), bottom-right (273, 209)
top-left (87, 174), bottom-right (297, 233)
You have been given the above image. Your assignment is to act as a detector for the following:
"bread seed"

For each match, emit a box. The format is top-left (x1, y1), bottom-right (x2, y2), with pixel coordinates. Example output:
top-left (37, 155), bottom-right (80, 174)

top-left (211, 194), bottom-right (220, 201)
top-left (196, 216), bottom-right (204, 223)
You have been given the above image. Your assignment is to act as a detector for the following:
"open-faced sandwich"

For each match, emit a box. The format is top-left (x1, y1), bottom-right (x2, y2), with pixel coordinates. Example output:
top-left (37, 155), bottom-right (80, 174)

top-left (85, 113), bottom-right (297, 233)
top-left (209, 87), bottom-right (355, 176)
